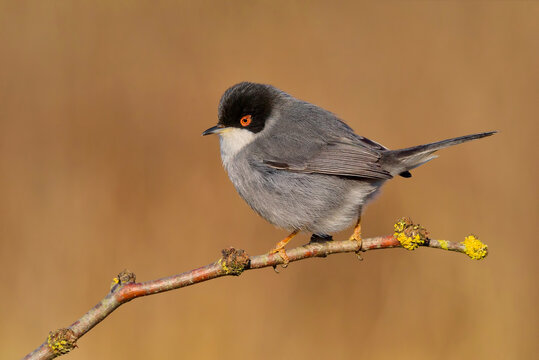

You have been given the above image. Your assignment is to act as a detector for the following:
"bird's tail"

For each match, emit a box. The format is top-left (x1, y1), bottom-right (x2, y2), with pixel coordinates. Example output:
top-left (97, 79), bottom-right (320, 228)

top-left (381, 131), bottom-right (496, 177)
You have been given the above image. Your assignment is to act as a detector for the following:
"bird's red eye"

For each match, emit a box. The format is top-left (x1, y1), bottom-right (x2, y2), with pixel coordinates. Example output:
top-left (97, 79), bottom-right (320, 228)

top-left (240, 115), bottom-right (252, 127)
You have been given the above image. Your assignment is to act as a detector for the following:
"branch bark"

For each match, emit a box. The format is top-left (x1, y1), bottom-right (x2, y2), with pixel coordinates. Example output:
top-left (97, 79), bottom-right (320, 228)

top-left (22, 231), bottom-right (482, 360)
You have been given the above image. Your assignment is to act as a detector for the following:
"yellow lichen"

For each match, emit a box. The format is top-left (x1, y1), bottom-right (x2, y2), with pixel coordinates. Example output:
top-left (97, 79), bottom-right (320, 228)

top-left (439, 240), bottom-right (449, 250)
top-left (218, 258), bottom-right (230, 273)
top-left (462, 235), bottom-right (488, 260)
top-left (394, 217), bottom-right (428, 251)
top-left (110, 276), bottom-right (120, 290)
top-left (47, 329), bottom-right (76, 355)
top-left (394, 219), bottom-right (406, 234)
top-left (395, 232), bottom-right (424, 250)
top-left (218, 248), bottom-right (250, 275)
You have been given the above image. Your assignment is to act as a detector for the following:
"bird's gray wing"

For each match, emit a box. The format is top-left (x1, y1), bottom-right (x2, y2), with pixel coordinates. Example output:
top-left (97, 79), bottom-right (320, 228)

top-left (262, 140), bottom-right (393, 180)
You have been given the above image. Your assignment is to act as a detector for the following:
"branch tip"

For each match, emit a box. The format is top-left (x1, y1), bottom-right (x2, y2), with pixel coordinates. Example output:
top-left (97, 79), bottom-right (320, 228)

top-left (219, 248), bottom-right (250, 275)
top-left (462, 235), bottom-right (488, 260)
top-left (47, 328), bottom-right (77, 356)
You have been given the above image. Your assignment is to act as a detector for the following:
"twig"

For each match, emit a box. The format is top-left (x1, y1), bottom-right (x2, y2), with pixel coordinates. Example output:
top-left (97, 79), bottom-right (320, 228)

top-left (22, 218), bottom-right (488, 360)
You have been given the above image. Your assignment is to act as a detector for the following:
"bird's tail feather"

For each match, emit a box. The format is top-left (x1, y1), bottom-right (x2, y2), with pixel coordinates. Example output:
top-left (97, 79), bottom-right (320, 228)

top-left (381, 131), bottom-right (496, 177)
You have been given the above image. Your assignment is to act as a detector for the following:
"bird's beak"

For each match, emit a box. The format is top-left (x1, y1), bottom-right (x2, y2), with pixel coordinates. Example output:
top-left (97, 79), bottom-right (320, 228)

top-left (202, 124), bottom-right (225, 136)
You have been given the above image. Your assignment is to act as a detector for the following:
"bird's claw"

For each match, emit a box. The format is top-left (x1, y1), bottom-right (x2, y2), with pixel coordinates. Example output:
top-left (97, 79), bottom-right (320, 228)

top-left (269, 248), bottom-right (290, 267)
top-left (349, 231), bottom-right (362, 250)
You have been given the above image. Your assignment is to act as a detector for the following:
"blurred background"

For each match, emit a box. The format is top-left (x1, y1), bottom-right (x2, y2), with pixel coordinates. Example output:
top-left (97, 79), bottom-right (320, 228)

top-left (1, 1), bottom-right (537, 359)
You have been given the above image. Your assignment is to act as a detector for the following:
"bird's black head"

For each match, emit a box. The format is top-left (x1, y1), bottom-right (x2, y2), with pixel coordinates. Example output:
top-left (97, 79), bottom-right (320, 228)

top-left (203, 82), bottom-right (276, 136)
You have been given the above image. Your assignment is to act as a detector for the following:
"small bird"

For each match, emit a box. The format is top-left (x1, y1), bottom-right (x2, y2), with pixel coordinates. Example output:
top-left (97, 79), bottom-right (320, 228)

top-left (203, 82), bottom-right (495, 263)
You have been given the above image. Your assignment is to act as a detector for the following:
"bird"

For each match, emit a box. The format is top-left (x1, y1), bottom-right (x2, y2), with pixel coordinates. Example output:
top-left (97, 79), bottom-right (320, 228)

top-left (202, 82), bottom-right (495, 263)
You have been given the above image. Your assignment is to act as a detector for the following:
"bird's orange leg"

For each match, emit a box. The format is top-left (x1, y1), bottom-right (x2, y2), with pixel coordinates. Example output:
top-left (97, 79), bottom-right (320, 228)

top-left (348, 216), bottom-right (362, 246)
top-left (269, 230), bottom-right (299, 265)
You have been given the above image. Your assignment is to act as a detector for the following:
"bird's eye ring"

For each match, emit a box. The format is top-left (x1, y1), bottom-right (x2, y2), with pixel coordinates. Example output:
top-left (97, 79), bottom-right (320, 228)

top-left (240, 115), bottom-right (252, 127)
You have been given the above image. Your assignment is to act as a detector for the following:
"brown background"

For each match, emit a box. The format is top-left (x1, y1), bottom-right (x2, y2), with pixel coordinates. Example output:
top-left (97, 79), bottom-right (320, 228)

top-left (1, 1), bottom-right (537, 359)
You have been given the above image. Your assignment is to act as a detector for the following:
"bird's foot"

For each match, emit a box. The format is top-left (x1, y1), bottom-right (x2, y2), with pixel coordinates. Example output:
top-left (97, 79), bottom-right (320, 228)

top-left (348, 231), bottom-right (362, 246)
top-left (269, 247), bottom-right (290, 267)
top-left (348, 220), bottom-right (362, 250)
top-left (268, 230), bottom-right (299, 267)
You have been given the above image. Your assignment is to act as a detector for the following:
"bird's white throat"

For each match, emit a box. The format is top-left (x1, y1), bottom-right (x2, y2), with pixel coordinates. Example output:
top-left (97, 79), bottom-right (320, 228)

top-left (218, 128), bottom-right (257, 165)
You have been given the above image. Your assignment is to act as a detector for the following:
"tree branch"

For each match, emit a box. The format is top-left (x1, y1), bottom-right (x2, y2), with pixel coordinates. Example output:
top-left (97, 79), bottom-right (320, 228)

top-left (22, 218), bottom-right (488, 360)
